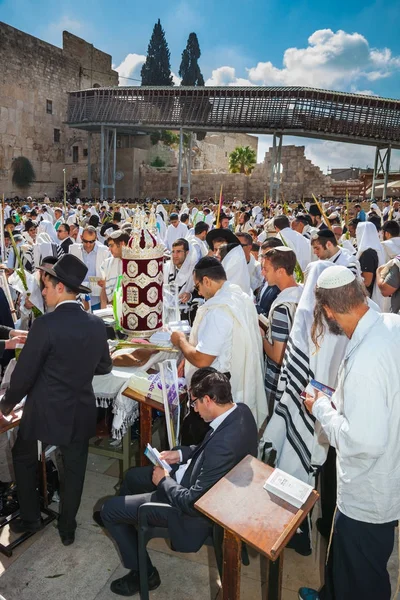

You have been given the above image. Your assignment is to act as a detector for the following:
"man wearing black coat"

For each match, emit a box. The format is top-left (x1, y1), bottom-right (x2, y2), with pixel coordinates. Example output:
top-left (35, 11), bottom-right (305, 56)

top-left (97, 368), bottom-right (258, 596)
top-left (0, 254), bottom-right (112, 545)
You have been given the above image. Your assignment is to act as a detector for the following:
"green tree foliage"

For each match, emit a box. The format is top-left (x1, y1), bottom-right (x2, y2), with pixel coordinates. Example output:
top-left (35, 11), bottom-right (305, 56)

top-left (228, 146), bottom-right (257, 175)
top-left (150, 130), bottom-right (180, 146)
top-left (150, 156), bottom-right (166, 168)
top-left (141, 19), bottom-right (174, 86)
top-left (11, 156), bottom-right (36, 189)
top-left (179, 33), bottom-right (204, 86)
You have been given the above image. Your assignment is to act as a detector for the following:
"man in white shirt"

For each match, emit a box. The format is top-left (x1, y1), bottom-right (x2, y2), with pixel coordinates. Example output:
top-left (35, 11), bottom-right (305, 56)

top-left (273, 215), bottom-right (312, 271)
top-left (236, 232), bottom-right (264, 294)
top-left (311, 230), bottom-right (360, 277)
top-left (188, 222), bottom-right (209, 262)
top-left (99, 231), bottom-right (129, 308)
top-left (165, 213), bottom-right (188, 251)
top-left (171, 257), bottom-right (267, 428)
top-left (299, 265), bottom-right (400, 600)
top-left (69, 226), bottom-right (110, 310)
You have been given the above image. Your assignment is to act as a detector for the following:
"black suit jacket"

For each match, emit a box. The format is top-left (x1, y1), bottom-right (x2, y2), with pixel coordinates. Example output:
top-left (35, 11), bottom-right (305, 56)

top-left (156, 403), bottom-right (258, 552)
top-left (61, 237), bottom-right (74, 254)
top-left (0, 302), bottom-right (112, 445)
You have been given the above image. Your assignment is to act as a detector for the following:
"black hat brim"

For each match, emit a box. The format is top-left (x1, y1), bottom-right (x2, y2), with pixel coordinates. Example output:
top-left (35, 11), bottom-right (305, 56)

top-left (38, 264), bottom-right (91, 294)
top-left (206, 228), bottom-right (240, 249)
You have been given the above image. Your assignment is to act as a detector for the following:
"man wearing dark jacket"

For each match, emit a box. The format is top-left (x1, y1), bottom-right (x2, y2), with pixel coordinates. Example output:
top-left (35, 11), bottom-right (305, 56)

top-left (0, 254), bottom-right (112, 545)
top-left (97, 368), bottom-right (258, 596)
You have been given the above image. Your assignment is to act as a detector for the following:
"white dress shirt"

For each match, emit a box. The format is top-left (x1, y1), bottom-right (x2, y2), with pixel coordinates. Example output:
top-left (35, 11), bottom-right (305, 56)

top-left (175, 404), bottom-right (237, 484)
top-left (312, 309), bottom-right (400, 524)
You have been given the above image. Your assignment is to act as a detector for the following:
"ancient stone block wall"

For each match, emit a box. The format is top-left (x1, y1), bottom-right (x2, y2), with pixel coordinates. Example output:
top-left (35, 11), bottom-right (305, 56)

top-left (138, 145), bottom-right (334, 201)
top-left (0, 22), bottom-right (118, 198)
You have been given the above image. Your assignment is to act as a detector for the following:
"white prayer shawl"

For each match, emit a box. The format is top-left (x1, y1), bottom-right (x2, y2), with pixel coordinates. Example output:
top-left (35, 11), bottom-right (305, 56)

top-left (264, 261), bottom-right (349, 483)
top-left (38, 219), bottom-right (58, 243)
top-left (381, 237), bottom-right (400, 261)
top-left (156, 214), bottom-right (167, 241)
top-left (222, 245), bottom-right (251, 296)
top-left (156, 204), bottom-right (168, 223)
top-left (265, 285), bottom-right (303, 345)
top-left (189, 236), bottom-right (209, 261)
top-left (277, 227), bottom-right (311, 271)
top-left (205, 213), bottom-right (214, 228)
top-left (247, 254), bottom-right (264, 292)
top-left (69, 241), bottom-right (110, 280)
top-left (163, 246), bottom-right (197, 295)
top-left (356, 221), bottom-right (386, 308)
top-left (33, 232), bottom-right (63, 268)
top-left (186, 282), bottom-right (268, 427)
top-left (165, 222), bottom-right (189, 250)
top-left (101, 256), bottom-right (122, 302)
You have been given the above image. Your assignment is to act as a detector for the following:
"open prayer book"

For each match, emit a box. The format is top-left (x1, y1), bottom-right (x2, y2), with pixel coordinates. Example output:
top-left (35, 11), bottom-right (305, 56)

top-left (264, 468), bottom-right (314, 509)
top-left (144, 443), bottom-right (172, 473)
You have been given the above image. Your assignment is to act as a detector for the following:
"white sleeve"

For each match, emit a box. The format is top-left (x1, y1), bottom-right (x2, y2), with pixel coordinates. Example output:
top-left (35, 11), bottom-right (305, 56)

top-left (312, 371), bottom-right (389, 460)
top-left (196, 309), bottom-right (233, 357)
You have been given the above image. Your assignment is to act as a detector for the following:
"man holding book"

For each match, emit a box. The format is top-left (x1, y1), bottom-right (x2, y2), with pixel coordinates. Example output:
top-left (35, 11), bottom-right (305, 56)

top-left (94, 368), bottom-right (258, 597)
top-left (299, 265), bottom-right (400, 600)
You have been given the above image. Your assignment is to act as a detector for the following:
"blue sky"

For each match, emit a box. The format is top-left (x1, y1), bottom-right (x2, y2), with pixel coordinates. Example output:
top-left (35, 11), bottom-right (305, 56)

top-left (1, 0), bottom-right (400, 172)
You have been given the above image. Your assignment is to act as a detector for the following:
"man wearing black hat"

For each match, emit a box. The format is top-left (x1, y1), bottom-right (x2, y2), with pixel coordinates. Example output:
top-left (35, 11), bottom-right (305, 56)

top-left (311, 230), bottom-right (360, 276)
top-left (0, 255), bottom-right (112, 545)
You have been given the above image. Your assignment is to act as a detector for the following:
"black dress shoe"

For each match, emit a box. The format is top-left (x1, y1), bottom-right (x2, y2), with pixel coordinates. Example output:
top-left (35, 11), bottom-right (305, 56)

top-left (9, 517), bottom-right (43, 534)
top-left (93, 510), bottom-right (105, 528)
top-left (59, 531), bottom-right (75, 546)
top-left (110, 568), bottom-right (160, 596)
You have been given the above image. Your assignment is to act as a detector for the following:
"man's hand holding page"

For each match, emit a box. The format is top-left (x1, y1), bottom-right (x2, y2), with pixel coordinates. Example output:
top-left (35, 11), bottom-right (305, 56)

top-left (159, 450), bottom-right (181, 465)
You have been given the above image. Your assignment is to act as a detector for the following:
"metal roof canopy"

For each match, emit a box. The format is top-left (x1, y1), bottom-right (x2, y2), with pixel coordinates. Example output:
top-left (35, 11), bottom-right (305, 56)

top-left (66, 86), bottom-right (400, 149)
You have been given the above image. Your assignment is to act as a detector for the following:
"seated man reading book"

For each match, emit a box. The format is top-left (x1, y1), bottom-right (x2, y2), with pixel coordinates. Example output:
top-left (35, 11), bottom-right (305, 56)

top-left (93, 367), bottom-right (258, 596)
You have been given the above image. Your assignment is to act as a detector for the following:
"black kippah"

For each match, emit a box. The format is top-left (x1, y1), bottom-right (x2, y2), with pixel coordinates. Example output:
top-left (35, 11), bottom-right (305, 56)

top-left (195, 256), bottom-right (220, 270)
top-left (314, 229), bottom-right (335, 241)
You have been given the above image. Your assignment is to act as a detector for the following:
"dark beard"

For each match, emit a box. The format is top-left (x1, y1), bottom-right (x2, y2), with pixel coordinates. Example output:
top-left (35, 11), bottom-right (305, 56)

top-left (324, 311), bottom-right (344, 336)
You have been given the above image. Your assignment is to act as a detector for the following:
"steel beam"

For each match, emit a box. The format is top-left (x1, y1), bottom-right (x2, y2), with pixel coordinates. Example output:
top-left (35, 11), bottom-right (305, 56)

top-left (269, 133), bottom-right (283, 203)
top-left (371, 146), bottom-right (392, 200)
top-left (87, 132), bottom-right (92, 198)
top-left (177, 128), bottom-right (184, 200)
top-left (100, 125), bottom-right (105, 201)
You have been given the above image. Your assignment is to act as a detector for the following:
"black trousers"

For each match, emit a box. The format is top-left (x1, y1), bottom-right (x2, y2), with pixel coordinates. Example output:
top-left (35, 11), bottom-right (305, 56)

top-left (101, 466), bottom-right (176, 573)
top-left (320, 510), bottom-right (396, 600)
top-left (12, 433), bottom-right (89, 534)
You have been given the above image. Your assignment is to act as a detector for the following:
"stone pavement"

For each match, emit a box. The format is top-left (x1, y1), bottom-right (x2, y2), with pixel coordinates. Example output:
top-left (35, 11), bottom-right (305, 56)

top-left (0, 454), bottom-right (399, 600)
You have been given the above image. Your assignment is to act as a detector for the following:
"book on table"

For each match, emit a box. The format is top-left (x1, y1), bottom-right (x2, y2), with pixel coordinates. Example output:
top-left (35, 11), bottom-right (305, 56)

top-left (264, 468), bottom-right (314, 509)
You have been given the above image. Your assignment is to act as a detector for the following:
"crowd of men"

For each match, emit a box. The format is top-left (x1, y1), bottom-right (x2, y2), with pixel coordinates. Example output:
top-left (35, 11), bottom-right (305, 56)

top-left (0, 194), bottom-right (400, 600)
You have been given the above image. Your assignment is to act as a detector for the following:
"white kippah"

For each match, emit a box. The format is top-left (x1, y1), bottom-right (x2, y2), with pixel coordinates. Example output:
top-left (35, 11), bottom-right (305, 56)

top-left (274, 245), bottom-right (294, 252)
top-left (317, 265), bottom-right (355, 289)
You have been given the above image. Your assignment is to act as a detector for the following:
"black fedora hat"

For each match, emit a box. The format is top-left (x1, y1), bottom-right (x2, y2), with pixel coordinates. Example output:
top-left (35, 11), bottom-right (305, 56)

top-left (39, 254), bottom-right (91, 294)
top-left (206, 228), bottom-right (240, 249)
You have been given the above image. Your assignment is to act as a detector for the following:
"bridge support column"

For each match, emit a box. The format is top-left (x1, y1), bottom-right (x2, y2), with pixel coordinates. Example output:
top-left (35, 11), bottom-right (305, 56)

top-left (371, 145), bottom-right (391, 200)
top-left (269, 133), bottom-right (283, 204)
top-left (177, 128), bottom-right (184, 201)
top-left (100, 126), bottom-right (117, 201)
top-left (87, 132), bottom-right (92, 199)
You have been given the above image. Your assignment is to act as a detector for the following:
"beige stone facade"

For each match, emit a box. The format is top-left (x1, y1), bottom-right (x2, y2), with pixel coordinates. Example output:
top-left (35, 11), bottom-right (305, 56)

top-left (0, 22), bottom-right (118, 198)
top-left (139, 145), bottom-right (335, 201)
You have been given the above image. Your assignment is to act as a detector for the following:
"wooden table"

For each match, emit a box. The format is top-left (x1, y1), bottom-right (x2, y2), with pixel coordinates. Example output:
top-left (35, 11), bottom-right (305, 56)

top-left (195, 455), bottom-right (319, 600)
top-left (122, 387), bottom-right (165, 466)
top-left (0, 408), bottom-right (57, 557)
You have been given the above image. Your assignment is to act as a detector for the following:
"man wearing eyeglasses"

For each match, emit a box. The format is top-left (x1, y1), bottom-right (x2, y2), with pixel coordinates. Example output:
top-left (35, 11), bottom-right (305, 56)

top-left (95, 368), bottom-right (258, 597)
top-left (69, 225), bottom-right (110, 311)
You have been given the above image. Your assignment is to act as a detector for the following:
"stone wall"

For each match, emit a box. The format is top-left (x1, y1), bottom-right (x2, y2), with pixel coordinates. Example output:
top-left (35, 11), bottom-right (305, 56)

top-left (0, 22), bottom-right (118, 198)
top-left (139, 145), bottom-right (334, 200)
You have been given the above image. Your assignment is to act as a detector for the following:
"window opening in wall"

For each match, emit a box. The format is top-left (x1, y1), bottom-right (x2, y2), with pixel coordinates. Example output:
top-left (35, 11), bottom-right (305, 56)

top-left (72, 146), bottom-right (79, 163)
top-left (54, 129), bottom-right (60, 143)
top-left (46, 100), bottom-right (53, 114)
top-left (83, 148), bottom-right (88, 157)
top-left (81, 180), bottom-right (86, 190)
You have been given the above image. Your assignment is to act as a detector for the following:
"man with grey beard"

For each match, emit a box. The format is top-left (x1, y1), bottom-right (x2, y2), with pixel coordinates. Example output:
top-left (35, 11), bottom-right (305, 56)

top-left (298, 265), bottom-right (400, 600)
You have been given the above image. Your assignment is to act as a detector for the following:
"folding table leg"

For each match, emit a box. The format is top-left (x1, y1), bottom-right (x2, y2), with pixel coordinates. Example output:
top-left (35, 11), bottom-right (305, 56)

top-left (266, 552), bottom-right (283, 600)
top-left (140, 404), bottom-right (152, 466)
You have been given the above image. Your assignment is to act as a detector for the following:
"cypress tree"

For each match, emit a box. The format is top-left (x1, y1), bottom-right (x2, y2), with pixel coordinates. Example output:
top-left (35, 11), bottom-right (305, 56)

top-left (179, 33), bottom-right (204, 86)
top-left (141, 19), bottom-right (174, 86)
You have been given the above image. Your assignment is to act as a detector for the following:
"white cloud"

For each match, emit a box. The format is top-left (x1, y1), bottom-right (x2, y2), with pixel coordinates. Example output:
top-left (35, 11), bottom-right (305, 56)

top-left (114, 53), bottom-right (146, 85)
top-left (205, 66), bottom-right (254, 86)
top-left (206, 29), bottom-right (400, 92)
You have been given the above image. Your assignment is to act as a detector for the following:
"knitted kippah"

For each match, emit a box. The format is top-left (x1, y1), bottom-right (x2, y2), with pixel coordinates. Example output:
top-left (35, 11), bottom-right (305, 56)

top-left (317, 265), bottom-right (355, 289)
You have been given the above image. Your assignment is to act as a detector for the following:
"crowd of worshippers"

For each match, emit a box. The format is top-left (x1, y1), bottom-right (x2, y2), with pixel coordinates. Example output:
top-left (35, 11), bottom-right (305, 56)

top-left (0, 194), bottom-right (400, 600)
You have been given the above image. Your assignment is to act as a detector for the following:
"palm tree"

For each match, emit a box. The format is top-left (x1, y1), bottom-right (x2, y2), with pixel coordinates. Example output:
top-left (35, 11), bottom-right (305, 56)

top-left (228, 146), bottom-right (257, 175)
